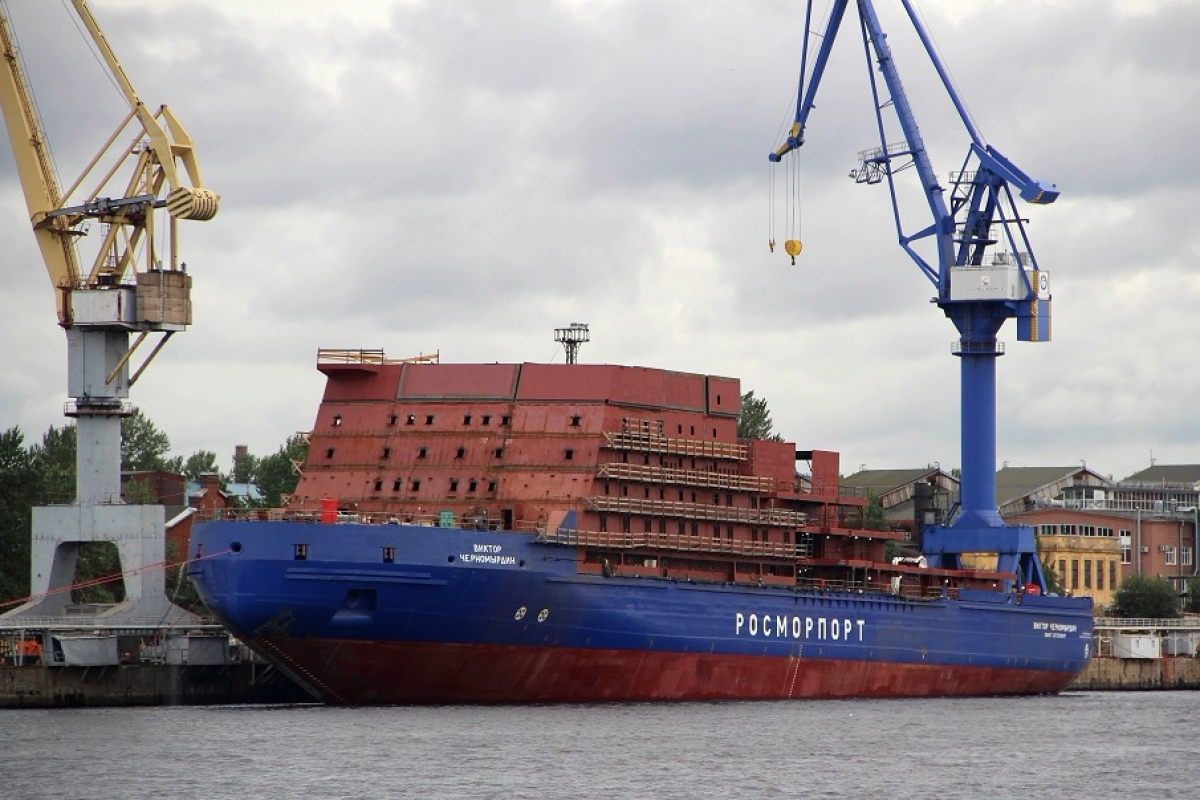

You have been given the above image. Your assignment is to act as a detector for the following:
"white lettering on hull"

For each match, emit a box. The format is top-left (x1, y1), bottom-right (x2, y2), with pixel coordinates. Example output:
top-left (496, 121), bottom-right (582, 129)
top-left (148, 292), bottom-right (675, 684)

top-left (736, 612), bottom-right (865, 642)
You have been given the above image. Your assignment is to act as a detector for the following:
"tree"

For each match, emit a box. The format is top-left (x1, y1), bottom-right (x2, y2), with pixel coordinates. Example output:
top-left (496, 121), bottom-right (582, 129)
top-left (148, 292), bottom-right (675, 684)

top-left (1036, 542), bottom-right (1062, 596)
top-left (124, 478), bottom-right (157, 505)
top-left (183, 450), bottom-right (221, 481)
top-left (233, 450), bottom-right (259, 484)
top-left (1185, 575), bottom-right (1200, 614)
top-left (0, 428), bottom-right (38, 604)
top-left (737, 391), bottom-right (783, 441)
top-left (31, 422), bottom-right (76, 502)
top-left (121, 408), bottom-right (172, 471)
top-left (254, 434), bottom-right (309, 507)
top-left (864, 490), bottom-right (889, 531)
top-left (1112, 574), bottom-right (1180, 619)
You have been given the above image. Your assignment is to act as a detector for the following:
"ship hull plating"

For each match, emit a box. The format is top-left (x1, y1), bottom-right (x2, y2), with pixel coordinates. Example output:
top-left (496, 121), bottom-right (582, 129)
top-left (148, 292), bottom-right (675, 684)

top-left (189, 521), bottom-right (1092, 705)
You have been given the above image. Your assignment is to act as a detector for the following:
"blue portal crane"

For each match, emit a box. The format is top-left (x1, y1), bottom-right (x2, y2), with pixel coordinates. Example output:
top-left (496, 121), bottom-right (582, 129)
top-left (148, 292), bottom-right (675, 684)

top-left (769, 0), bottom-right (1057, 590)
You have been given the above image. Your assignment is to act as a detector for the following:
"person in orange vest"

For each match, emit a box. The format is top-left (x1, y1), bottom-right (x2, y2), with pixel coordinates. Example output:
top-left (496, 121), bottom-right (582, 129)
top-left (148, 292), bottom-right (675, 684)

top-left (17, 636), bottom-right (42, 664)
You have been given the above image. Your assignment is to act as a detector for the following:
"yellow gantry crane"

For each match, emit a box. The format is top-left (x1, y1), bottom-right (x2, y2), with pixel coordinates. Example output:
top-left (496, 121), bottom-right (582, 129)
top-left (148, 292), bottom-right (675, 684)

top-left (0, 0), bottom-right (217, 622)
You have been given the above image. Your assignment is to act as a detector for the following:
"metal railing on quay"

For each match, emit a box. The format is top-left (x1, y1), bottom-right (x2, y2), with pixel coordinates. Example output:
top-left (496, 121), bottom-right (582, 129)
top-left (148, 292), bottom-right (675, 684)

top-left (1093, 616), bottom-right (1200, 631)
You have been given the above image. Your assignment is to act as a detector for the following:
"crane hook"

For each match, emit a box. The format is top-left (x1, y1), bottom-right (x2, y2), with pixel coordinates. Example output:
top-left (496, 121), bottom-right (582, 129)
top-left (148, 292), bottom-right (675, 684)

top-left (784, 239), bottom-right (802, 265)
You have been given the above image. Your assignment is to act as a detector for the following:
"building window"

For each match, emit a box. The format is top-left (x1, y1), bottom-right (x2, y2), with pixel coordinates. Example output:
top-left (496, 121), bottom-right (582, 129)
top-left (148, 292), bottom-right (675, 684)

top-left (418, 447), bottom-right (427, 459)
top-left (1109, 560), bottom-right (1117, 589)
top-left (1058, 560), bottom-right (1066, 586)
top-left (598, 513), bottom-right (607, 532)
top-left (373, 479), bottom-right (383, 492)
top-left (464, 414), bottom-right (472, 425)
top-left (1184, 547), bottom-right (1194, 567)
top-left (565, 448), bottom-right (574, 460)
top-left (410, 479), bottom-right (421, 492)
top-left (1071, 560), bottom-right (1079, 590)
top-left (382, 447), bottom-right (391, 459)
top-left (1083, 559), bottom-right (1092, 589)
top-left (1096, 560), bottom-right (1104, 591)
top-left (388, 413), bottom-right (397, 426)
top-left (494, 447), bottom-right (504, 459)
top-left (294, 543), bottom-right (308, 561)
top-left (456, 447), bottom-right (465, 459)
top-left (501, 415), bottom-right (511, 426)
top-left (406, 414), bottom-right (416, 425)
top-left (468, 479), bottom-right (477, 493)
top-left (326, 448), bottom-right (335, 459)
top-left (1120, 542), bottom-right (1131, 565)
top-left (383, 546), bottom-right (395, 564)
top-left (425, 414), bottom-right (434, 425)
top-left (570, 415), bottom-right (581, 427)
top-left (332, 414), bottom-right (342, 427)
top-left (1164, 546), bottom-right (1177, 566)
top-left (393, 479), bottom-right (401, 492)
top-left (488, 480), bottom-right (497, 493)
top-left (481, 415), bottom-right (491, 425)
top-left (449, 479), bottom-right (458, 492)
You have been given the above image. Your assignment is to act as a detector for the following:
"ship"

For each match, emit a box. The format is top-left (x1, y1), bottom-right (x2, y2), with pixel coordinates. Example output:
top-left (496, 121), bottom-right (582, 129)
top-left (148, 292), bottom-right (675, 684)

top-left (187, 348), bottom-right (1093, 704)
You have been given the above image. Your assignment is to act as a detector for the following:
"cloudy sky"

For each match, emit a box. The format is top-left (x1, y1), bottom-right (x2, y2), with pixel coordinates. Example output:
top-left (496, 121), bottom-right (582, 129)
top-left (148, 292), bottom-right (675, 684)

top-left (1, 0), bottom-right (1196, 482)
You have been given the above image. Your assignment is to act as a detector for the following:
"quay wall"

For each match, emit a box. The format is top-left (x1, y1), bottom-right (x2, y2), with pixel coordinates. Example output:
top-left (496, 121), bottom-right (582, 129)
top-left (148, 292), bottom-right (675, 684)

top-left (1069, 656), bottom-right (1200, 691)
top-left (0, 662), bottom-right (311, 709)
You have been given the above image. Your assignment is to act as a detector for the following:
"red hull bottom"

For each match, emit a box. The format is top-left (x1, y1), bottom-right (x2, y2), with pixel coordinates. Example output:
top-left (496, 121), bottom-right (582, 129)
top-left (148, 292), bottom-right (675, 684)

top-left (253, 637), bottom-right (1078, 705)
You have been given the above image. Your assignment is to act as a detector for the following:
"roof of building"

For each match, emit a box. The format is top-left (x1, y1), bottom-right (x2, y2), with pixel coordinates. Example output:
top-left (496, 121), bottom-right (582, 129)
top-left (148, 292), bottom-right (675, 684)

top-left (840, 468), bottom-right (946, 494)
top-left (993, 466), bottom-right (1113, 504)
top-left (1122, 464), bottom-right (1200, 486)
top-left (841, 468), bottom-right (956, 522)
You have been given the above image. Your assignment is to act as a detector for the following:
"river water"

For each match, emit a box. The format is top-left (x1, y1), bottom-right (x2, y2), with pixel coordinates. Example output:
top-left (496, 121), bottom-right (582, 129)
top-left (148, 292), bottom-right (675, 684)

top-left (1, 691), bottom-right (1194, 799)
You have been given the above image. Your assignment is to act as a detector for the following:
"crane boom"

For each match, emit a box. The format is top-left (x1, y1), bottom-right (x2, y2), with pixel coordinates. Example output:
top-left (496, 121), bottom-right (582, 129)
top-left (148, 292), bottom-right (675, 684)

top-left (769, 0), bottom-right (1059, 591)
top-left (0, 8), bottom-right (79, 304)
top-left (0, 0), bottom-right (218, 324)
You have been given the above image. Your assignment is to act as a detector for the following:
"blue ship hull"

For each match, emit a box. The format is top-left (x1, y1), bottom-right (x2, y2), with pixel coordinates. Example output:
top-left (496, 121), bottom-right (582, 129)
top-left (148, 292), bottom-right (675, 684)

top-left (189, 520), bottom-right (1094, 704)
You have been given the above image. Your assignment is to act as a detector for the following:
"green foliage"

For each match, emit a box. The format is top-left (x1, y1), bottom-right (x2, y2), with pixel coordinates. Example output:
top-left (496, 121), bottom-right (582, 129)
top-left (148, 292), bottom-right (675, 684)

top-left (864, 490), bottom-right (889, 531)
top-left (31, 423), bottom-right (76, 502)
top-left (1040, 563), bottom-right (1063, 596)
top-left (183, 450), bottom-right (221, 481)
top-left (737, 391), bottom-right (783, 441)
top-left (1185, 575), bottom-right (1200, 614)
top-left (1112, 574), bottom-right (1180, 619)
top-left (1036, 541), bottom-right (1063, 596)
top-left (0, 428), bottom-right (38, 604)
top-left (124, 478), bottom-right (157, 505)
top-left (165, 538), bottom-right (202, 612)
top-left (120, 409), bottom-right (173, 471)
top-left (72, 542), bottom-right (124, 604)
top-left (254, 434), bottom-right (309, 507)
top-left (233, 451), bottom-right (259, 484)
